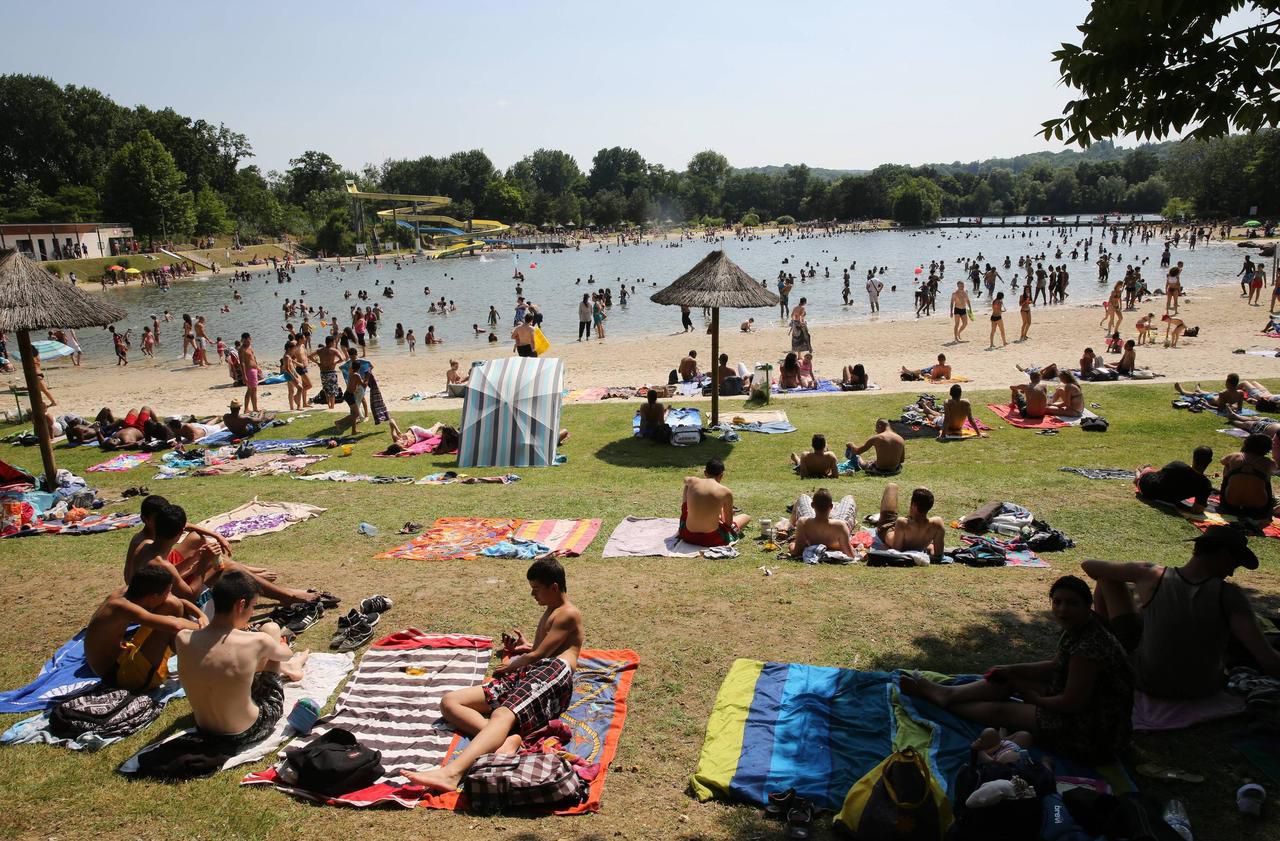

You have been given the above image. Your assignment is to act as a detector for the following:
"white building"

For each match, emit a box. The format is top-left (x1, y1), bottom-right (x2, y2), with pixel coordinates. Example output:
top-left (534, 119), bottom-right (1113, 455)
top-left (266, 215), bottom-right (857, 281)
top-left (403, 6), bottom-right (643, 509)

top-left (0, 222), bottom-right (136, 261)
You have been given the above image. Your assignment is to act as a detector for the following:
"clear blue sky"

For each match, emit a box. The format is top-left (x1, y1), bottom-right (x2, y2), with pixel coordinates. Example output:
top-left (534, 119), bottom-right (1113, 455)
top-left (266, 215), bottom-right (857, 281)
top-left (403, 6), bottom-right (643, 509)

top-left (0, 0), bottom-right (1251, 175)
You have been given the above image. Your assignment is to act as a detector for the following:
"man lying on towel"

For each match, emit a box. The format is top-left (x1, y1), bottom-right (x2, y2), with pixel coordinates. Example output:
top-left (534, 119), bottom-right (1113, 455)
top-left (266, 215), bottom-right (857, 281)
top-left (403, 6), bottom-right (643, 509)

top-left (85, 565), bottom-right (207, 692)
top-left (401, 558), bottom-right (583, 792)
top-left (177, 571), bottom-right (307, 749)
top-left (679, 458), bottom-right (752, 546)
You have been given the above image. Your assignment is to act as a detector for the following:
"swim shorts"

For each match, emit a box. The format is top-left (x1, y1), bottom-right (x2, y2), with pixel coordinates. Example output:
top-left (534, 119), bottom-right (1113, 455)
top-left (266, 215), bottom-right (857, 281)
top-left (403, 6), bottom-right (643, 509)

top-left (111, 626), bottom-right (171, 691)
top-left (953, 307), bottom-right (967, 316)
top-left (483, 658), bottom-right (573, 737)
top-left (200, 672), bottom-right (285, 749)
top-left (678, 502), bottom-right (740, 547)
top-left (245, 368), bottom-right (260, 388)
top-left (321, 370), bottom-right (342, 399)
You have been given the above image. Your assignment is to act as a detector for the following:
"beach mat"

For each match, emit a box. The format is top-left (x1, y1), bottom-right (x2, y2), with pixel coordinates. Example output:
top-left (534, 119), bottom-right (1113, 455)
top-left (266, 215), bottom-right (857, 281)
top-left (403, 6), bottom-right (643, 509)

top-left (987, 403), bottom-right (1070, 429)
top-left (424, 648), bottom-right (640, 815)
top-left (241, 630), bottom-right (491, 808)
top-left (772, 378), bottom-right (842, 395)
top-left (690, 660), bottom-right (1132, 812)
top-left (196, 498), bottom-right (326, 543)
top-left (601, 516), bottom-right (703, 557)
top-left (0, 630), bottom-right (99, 713)
top-left (2, 511), bottom-right (141, 538)
top-left (375, 517), bottom-right (520, 560)
top-left (86, 452), bottom-right (152, 472)
top-left (118, 652), bottom-right (354, 773)
top-left (1131, 690), bottom-right (1246, 732)
top-left (3, 672), bottom-right (183, 752)
top-left (1150, 492), bottom-right (1280, 540)
top-left (513, 519), bottom-right (602, 557)
top-left (633, 407), bottom-right (701, 436)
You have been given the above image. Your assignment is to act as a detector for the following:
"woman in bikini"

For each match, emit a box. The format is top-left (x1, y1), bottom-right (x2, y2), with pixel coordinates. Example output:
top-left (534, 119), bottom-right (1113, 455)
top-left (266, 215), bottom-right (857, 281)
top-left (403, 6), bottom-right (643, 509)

top-left (1018, 285), bottom-right (1032, 341)
top-left (1044, 371), bottom-right (1084, 417)
top-left (988, 291), bottom-right (1007, 349)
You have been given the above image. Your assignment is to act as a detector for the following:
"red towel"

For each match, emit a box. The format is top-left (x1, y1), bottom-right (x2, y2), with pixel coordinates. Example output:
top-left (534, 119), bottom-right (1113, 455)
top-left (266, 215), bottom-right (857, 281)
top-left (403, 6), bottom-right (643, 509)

top-left (986, 403), bottom-right (1069, 429)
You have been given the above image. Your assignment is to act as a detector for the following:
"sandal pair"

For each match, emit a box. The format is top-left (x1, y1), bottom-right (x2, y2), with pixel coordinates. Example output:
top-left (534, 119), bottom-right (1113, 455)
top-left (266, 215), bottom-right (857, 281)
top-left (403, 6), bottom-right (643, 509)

top-left (765, 788), bottom-right (815, 839)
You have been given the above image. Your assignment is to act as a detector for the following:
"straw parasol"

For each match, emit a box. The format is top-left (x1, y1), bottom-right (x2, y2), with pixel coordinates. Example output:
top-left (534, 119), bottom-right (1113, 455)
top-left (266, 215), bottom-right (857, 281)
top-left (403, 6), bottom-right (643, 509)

top-left (0, 249), bottom-right (127, 489)
top-left (651, 250), bottom-right (778, 425)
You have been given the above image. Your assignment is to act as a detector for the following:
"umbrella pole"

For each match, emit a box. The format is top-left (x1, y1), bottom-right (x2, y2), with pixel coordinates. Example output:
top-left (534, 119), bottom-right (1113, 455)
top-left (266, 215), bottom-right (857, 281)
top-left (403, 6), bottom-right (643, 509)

top-left (15, 329), bottom-right (58, 491)
top-left (711, 307), bottom-right (720, 426)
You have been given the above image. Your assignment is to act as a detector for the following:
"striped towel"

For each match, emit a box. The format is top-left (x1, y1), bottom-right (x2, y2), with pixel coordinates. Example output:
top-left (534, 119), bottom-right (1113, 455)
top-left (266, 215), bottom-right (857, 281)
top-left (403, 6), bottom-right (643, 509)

top-left (512, 519), bottom-right (602, 557)
top-left (241, 629), bottom-right (491, 808)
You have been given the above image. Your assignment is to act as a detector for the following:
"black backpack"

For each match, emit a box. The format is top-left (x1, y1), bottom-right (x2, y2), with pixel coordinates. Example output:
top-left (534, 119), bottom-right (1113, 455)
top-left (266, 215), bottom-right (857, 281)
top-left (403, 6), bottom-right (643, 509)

top-left (279, 728), bottom-right (383, 796)
top-left (948, 750), bottom-right (1052, 841)
top-left (49, 686), bottom-right (162, 739)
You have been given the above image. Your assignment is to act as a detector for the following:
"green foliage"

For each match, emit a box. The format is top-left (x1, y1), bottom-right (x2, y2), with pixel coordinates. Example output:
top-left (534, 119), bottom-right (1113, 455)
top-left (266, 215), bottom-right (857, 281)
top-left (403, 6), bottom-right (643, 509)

top-left (1162, 196), bottom-right (1196, 219)
top-left (1043, 1), bottom-right (1280, 145)
top-left (775, 214), bottom-right (796, 226)
top-left (192, 187), bottom-right (230, 236)
top-left (890, 177), bottom-right (942, 225)
top-left (285, 151), bottom-right (344, 206)
top-left (740, 212), bottom-right (761, 227)
top-left (102, 130), bottom-right (195, 240)
top-left (313, 208), bottom-right (354, 256)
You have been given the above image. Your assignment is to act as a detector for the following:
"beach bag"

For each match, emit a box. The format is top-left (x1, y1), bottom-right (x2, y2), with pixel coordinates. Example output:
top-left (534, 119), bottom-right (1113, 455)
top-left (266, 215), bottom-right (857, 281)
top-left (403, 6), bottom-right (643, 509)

top-left (834, 747), bottom-right (952, 839)
top-left (671, 427), bottom-right (701, 447)
top-left (532, 326), bottom-right (550, 356)
top-left (719, 376), bottom-right (745, 397)
top-left (1080, 416), bottom-right (1109, 432)
top-left (950, 751), bottom-right (1050, 841)
top-left (279, 728), bottom-right (383, 795)
top-left (464, 753), bottom-right (584, 813)
top-left (49, 686), bottom-right (162, 739)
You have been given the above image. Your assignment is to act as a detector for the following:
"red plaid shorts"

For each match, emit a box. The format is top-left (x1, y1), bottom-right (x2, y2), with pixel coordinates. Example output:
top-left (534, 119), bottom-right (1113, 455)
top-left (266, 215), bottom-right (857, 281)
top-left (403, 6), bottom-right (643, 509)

top-left (483, 658), bottom-right (573, 737)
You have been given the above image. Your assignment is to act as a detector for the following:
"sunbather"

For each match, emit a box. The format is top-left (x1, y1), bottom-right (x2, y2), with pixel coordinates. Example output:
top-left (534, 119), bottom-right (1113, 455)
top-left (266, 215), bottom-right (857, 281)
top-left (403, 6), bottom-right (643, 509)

top-left (1009, 370), bottom-right (1049, 419)
top-left (1173, 374), bottom-right (1245, 412)
top-left (874, 484), bottom-right (945, 561)
top-left (778, 352), bottom-right (805, 389)
top-left (901, 353), bottom-right (951, 382)
top-left (790, 434), bottom-right (839, 478)
top-left (901, 575), bottom-right (1134, 762)
top-left (678, 458), bottom-right (751, 546)
top-left (97, 424), bottom-right (145, 451)
top-left (1044, 371), bottom-right (1084, 418)
top-left (223, 399), bottom-right (274, 438)
top-left (678, 350), bottom-right (699, 382)
top-left (637, 390), bottom-right (667, 440)
top-left (841, 363), bottom-right (870, 390)
top-left (400, 558), bottom-right (582, 793)
top-left (166, 417), bottom-right (222, 443)
top-left (918, 384), bottom-right (987, 438)
top-left (1223, 407), bottom-right (1280, 466)
top-left (786, 488), bottom-right (857, 556)
top-left (1085, 526), bottom-right (1280, 700)
top-left (1016, 362), bottom-right (1060, 381)
top-left (845, 418), bottom-right (905, 474)
top-left (384, 418), bottom-right (446, 454)
top-left (1219, 434), bottom-right (1276, 520)
top-left (1134, 446), bottom-right (1213, 513)
top-left (85, 565), bottom-right (206, 692)
top-left (176, 571), bottom-right (307, 749)
top-left (446, 359), bottom-right (470, 389)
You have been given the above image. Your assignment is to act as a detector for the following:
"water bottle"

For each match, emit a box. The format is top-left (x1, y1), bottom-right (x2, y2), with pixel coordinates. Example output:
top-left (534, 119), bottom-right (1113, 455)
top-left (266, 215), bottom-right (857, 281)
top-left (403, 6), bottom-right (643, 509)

top-left (357, 522), bottom-right (378, 536)
top-left (1163, 799), bottom-right (1193, 841)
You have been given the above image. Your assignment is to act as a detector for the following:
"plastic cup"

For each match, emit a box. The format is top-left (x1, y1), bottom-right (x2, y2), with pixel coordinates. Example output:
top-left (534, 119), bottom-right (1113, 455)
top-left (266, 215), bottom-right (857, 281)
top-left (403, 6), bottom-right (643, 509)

top-left (341, 444), bottom-right (353, 456)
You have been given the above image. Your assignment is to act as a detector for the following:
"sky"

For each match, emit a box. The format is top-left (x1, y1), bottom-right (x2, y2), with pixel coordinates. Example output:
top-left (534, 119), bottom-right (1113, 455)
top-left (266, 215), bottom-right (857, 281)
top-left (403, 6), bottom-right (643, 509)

top-left (0, 1), bottom-right (1256, 175)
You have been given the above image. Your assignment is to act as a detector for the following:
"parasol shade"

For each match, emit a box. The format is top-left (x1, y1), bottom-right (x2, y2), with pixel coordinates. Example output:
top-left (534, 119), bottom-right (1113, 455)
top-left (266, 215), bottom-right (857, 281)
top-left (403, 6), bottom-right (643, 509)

top-left (650, 250), bottom-right (779, 309)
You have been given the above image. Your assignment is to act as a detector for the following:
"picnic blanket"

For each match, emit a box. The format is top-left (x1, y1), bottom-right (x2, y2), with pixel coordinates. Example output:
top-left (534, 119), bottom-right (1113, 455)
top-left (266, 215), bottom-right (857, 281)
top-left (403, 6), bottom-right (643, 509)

top-left (2, 511), bottom-right (141, 538)
top-left (423, 648), bottom-right (639, 815)
top-left (513, 519), bottom-right (603, 556)
top-left (119, 652), bottom-right (354, 774)
top-left (376, 517), bottom-right (521, 560)
top-left (601, 516), bottom-right (703, 557)
top-left (3, 673), bottom-right (184, 752)
top-left (197, 498), bottom-right (326, 543)
top-left (87, 452), bottom-right (152, 472)
top-left (987, 403), bottom-right (1070, 429)
top-left (241, 630), bottom-right (491, 808)
top-left (0, 630), bottom-right (99, 713)
top-left (1131, 690), bottom-right (1246, 732)
top-left (689, 660), bottom-right (1132, 812)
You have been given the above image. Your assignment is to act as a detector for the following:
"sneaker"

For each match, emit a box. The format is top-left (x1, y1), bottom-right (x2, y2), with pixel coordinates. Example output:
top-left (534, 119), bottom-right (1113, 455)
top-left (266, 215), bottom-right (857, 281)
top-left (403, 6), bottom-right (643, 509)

top-left (336, 608), bottom-right (362, 629)
top-left (285, 600), bottom-right (325, 634)
top-left (361, 610), bottom-right (381, 629)
top-left (359, 595), bottom-right (393, 614)
top-left (335, 617), bottom-right (374, 652)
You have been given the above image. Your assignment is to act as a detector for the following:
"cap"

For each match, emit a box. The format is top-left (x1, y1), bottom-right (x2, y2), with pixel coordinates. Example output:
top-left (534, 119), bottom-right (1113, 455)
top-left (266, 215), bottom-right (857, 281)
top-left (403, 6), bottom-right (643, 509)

top-left (1191, 525), bottom-right (1258, 570)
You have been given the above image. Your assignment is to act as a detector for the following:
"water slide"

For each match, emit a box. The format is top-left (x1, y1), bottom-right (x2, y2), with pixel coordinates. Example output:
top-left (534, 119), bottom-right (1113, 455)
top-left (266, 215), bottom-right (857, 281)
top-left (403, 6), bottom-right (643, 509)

top-left (346, 181), bottom-right (509, 255)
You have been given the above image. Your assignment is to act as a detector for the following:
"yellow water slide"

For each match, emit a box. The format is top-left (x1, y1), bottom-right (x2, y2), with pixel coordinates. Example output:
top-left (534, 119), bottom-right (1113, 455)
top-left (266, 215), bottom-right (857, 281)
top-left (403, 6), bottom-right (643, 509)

top-left (346, 181), bottom-right (510, 250)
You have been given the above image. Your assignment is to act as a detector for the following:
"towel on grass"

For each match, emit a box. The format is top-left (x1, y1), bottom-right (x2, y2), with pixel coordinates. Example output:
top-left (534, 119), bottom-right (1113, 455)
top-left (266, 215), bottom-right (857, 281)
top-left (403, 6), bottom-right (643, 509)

top-left (414, 472), bottom-right (520, 485)
top-left (1131, 690), bottom-right (1246, 732)
top-left (1059, 466), bottom-right (1137, 480)
top-left (118, 652), bottom-right (354, 775)
top-left (513, 519), bottom-right (602, 556)
top-left (689, 660), bottom-right (1131, 812)
top-left (241, 630), bottom-right (491, 808)
top-left (197, 498), bottom-right (325, 543)
top-left (294, 470), bottom-right (415, 484)
top-left (2, 511), bottom-right (141, 538)
top-left (733, 420), bottom-right (798, 434)
top-left (772, 379), bottom-right (841, 395)
top-left (373, 436), bottom-right (441, 457)
top-left (632, 407), bottom-right (701, 435)
top-left (1180, 494), bottom-right (1280, 540)
top-left (601, 516), bottom-right (703, 557)
top-left (0, 630), bottom-right (100, 713)
top-left (376, 517), bottom-right (520, 560)
top-left (727, 410), bottom-right (789, 425)
top-left (87, 452), bottom-right (152, 472)
top-left (987, 403), bottom-right (1070, 429)
top-left (2, 674), bottom-right (184, 751)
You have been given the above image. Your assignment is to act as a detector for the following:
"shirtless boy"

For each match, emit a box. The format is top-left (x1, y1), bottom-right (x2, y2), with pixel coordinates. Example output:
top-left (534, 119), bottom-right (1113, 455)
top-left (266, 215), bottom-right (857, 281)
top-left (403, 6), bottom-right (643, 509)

top-left (240, 333), bottom-right (261, 412)
top-left (401, 558), bottom-right (583, 792)
top-left (1010, 370), bottom-right (1049, 418)
top-left (678, 350), bottom-right (699, 382)
top-left (791, 434), bottom-right (839, 478)
top-left (679, 458), bottom-right (752, 546)
top-left (902, 353), bottom-right (952, 382)
top-left (637, 389), bottom-right (667, 439)
top-left (846, 419), bottom-right (905, 474)
top-left (787, 488), bottom-right (857, 556)
top-left (875, 484), bottom-right (946, 562)
top-left (176, 571), bottom-right (307, 749)
top-left (921, 384), bottom-right (987, 438)
top-left (85, 565), bottom-right (206, 692)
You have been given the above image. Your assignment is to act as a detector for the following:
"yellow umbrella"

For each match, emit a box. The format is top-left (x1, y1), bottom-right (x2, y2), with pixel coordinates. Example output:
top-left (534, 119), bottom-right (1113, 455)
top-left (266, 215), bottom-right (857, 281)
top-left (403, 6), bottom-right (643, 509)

top-left (124, 268), bottom-right (141, 274)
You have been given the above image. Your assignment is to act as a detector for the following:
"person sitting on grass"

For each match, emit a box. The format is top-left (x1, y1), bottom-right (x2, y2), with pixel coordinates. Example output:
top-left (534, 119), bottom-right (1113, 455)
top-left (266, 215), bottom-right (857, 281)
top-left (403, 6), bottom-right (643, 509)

top-left (637, 389), bottom-right (667, 440)
top-left (918, 384), bottom-right (987, 438)
top-left (901, 353), bottom-right (952, 382)
top-left (1174, 374), bottom-right (1246, 412)
top-left (845, 418), bottom-right (905, 475)
top-left (222, 399), bottom-right (275, 438)
top-left (1084, 526), bottom-right (1280, 700)
top-left (678, 458), bottom-right (752, 547)
top-left (678, 350), bottom-right (699, 382)
top-left (1219, 433), bottom-right (1277, 521)
top-left (1009, 369), bottom-right (1049, 419)
top-left (176, 571), bottom-right (307, 751)
top-left (791, 433), bottom-right (839, 478)
top-left (1134, 446), bottom-right (1213, 514)
top-left (1044, 371), bottom-right (1084, 418)
top-left (85, 565), bottom-right (207, 693)
top-left (400, 558), bottom-right (582, 793)
top-left (901, 575), bottom-right (1134, 762)
top-left (874, 484), bottom-right (945, 562)
top-left (785, 488), bottom-right (857, 557)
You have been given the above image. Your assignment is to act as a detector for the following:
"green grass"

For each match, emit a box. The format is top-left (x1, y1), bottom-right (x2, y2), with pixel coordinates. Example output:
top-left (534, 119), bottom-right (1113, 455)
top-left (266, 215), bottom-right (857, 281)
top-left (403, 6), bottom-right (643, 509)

top-left (1, 384), bottom-right (1278, 839)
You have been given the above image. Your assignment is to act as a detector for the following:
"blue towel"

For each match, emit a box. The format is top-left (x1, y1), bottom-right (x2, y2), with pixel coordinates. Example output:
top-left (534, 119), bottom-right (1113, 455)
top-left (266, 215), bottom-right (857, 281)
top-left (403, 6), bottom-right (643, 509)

top-left (771, 378), bottom-right (841, 395)
top-left (260, 373), bottom-right (289, 385)
top-left (633, 407), bottom-right (702, 436)
top-left (480, 539), bottom-right (552, 559)
top-left (1, 674), bottom-right (184, 751)
top-left (0, 630), bottom-right (99, 713)
top-left (736, 421), bottom-right (798, 434)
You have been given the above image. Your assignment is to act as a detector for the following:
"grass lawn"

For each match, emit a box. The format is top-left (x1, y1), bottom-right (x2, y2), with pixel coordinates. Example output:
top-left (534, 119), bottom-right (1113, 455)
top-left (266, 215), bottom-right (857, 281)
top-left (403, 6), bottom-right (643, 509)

top-left (1, 383), bottom-right (1278, 840)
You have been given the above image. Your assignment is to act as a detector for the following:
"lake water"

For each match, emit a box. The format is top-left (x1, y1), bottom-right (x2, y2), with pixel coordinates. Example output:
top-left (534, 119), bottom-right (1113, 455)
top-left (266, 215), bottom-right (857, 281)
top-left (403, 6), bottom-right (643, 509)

top-left (66, 225), bottom-right (1254, 361)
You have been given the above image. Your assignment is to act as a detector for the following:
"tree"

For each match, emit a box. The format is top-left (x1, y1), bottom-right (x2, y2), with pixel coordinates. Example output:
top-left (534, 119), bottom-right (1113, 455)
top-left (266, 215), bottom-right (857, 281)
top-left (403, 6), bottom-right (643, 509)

top-left (508, 149), bottom-right (583, 197)
top-left (103, 130), bottom-right (195, 242)
top-left (285, 151), bottom-right (343, 205)
top-left (589, 147), bottom-right (647, 196)
top-left (890, 177), bottom-right (942, 225)
top-left (193, 187), bottom-right (229, 236)
top-left (481, 177), bottom-right (528, 221)
top-left (1042, 1), bottom-right (1280, 145)
top-left (314, 208), bottom-right (354, 255)
top-left (683, 150), bottom-right (730, 217)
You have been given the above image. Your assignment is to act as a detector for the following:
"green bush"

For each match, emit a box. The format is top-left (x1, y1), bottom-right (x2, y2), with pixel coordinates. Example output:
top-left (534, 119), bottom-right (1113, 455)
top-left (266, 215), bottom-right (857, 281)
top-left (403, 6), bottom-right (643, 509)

top-left (776, 215), bottom-right (796, 226)
top-left (740, 212), bottom-right (761, 227)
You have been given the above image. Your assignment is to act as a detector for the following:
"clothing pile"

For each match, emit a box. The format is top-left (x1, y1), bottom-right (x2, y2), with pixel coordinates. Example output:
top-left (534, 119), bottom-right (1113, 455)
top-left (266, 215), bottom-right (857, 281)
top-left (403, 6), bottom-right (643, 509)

top-left (0, 462), bottom-right (123, 537)
top-left (957, 500), bottom-right (1075, 554)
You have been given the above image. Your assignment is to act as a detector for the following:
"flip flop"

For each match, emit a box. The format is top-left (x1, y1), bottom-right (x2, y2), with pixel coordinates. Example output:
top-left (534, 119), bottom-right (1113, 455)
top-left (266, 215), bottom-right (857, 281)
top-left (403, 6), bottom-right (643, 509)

top-left (1135, 763), bottom-right (1204, 783)
top-left (1238, 783), bottom-right (1266, 817)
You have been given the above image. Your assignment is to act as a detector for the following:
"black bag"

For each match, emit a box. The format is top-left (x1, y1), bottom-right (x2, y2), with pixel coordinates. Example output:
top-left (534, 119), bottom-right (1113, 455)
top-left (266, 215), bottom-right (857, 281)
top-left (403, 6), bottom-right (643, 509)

top-left (49, 686), bottom-right (162, 739)
top-left (279, 728), bottom-right (384, 796)
top-left (949, 750), bottom-right (1053, 841)
top-left (235, 440), bottom-right (255, 459)
top-left (1080, 415), bottom-right (1109, 432)
top-left (1257, 397), bottom-right (1280, 413)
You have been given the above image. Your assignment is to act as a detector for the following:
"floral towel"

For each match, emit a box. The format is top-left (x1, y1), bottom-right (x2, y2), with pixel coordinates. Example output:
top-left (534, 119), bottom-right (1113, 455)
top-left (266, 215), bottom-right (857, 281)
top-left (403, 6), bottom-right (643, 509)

top-left (197, 498), bottom-right (326, 543)
top-left (87, 453), bottom-right (152, 473)
top-left (375, 517), bottom-right (520, 561)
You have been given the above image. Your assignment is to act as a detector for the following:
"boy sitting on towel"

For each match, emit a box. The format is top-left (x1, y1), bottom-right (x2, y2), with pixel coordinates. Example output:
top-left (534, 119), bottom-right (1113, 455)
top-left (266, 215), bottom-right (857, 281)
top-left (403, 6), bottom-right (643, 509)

top-left (875, 484), bottom-right (946, 562)
top-left (845, 418), bottom-right (906, 474)
top-left (786, 488), bottom-right (857, 556)
top-left (85, 565), bottom-right (207, 692)
top-left (401, 558), bottom-right (583, 793)
top-left (790, 434), bottom-right (839, 478)
top-left (678, 458), bottom-right (752, 546)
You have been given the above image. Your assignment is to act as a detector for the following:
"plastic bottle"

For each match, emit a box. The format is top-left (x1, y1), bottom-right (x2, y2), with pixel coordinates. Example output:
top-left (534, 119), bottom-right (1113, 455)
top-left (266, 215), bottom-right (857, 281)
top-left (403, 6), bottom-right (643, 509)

top-left (357, 522), bottom-right (378, 536)
top-left (1163, 799), bottom-right (1193, 841)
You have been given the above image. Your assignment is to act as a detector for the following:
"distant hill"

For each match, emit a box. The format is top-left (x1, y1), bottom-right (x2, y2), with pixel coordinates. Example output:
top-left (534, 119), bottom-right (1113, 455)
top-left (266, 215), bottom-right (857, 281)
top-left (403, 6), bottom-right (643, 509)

top-left (733, 165), bottom-right (867, 181)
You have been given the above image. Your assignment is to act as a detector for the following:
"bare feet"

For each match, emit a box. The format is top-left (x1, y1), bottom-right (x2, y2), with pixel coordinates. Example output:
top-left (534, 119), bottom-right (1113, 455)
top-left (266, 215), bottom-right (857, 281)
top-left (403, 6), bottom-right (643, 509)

top-left (899, 672), bottom-right (949, 707)
top-left (399, 766), bottom-right (463, 792)
top-left (281, 649), bottom-right (310, 682)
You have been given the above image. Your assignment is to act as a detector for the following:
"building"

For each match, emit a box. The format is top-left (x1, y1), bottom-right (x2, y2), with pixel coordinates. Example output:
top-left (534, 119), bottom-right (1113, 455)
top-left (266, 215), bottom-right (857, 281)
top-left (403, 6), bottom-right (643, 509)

top-left (0, 222), bottom-right (136, 261)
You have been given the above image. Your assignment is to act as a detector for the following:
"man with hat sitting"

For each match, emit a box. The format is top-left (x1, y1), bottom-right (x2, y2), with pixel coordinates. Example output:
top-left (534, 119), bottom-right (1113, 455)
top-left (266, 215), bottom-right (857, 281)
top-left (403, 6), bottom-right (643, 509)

top-left (1083, 526), bottom-right (1280, 699)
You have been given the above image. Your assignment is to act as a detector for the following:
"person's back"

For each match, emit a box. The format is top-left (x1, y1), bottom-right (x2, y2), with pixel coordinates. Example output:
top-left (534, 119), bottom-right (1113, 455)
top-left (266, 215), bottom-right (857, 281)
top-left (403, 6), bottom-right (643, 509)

top-left (1221, 445), bottom-right (1275, 514)
top-left (638, 392), bottom-right (666, 437)
top-left (941, 397), bottom-right (970, 435)
top-left (797, 449), bottom-right (838, 479)
top-left (872, 428), bottom-right (906, 470)
top-left (793, 491), bottom-right (854, 556)
top-left (679, 353), bottom-right (698, 381)
top-left (684, 476), bottom-right (730, 531)
top-left (1134, 566), bottom-right (1231, 698)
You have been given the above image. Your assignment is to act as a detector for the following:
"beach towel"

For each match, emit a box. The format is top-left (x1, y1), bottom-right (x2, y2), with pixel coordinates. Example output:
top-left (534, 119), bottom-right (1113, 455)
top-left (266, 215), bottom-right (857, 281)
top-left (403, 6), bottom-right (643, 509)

top-left (689, 661), bottom-right (1132, 812)
top-left (87, 452), bottom-right (152, 473)
top-left (376, 517), bottom-right (520, 561)
top-left (772, 378), bottom-right (841, 395)
top-left (241, 630), bottom-right (491, 808)
top-left (424, 649), bottom-right (639, 815)
top-left (601, 516), bottom-right (702, 557)
top-left (293, 470), bottom-right (415, 484)
top-left (414, 472), bottom-right (520, 485)
top-left (197, 498), bottom-right (325, 543)
top-left (373, 436), bottom-right (441, 457)
top-left (1182, 494), bottom-right (1280, 540)
top-left (244, 454), bottom-right (328, 476)
top-left (2, 673), bottom-right (184, 752)
top-left (733, 420), bottom-right (798, 434)
top-left (119, 652), bottom-right (354, 774)
top-left (890, 417), bottom-right (991, 441)
top-left (3, 511), bottom-right (141, 538)
top-left (986, 403), bottom-right (1070, 429)
top-left (727, 411), bottom-right (789, 425)
top-left (0, 630), bottom-right (99, 713)
top-left (1059, 466), bottom-right (1137, 480)
top-left (512, 519), bottom-right (602, 557)
top-left (1131, 690), bottom-right (1246, 732)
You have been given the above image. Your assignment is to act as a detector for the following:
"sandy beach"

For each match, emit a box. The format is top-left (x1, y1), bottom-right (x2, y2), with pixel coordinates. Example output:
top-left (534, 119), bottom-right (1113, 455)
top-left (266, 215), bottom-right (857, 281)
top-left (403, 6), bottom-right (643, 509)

top-left (16, 273), bottom-right (1280, 421)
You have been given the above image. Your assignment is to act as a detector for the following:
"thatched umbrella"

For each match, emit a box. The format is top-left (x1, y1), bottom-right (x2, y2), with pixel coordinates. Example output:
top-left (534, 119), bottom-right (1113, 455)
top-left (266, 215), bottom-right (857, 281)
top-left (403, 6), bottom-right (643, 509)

top-left (651, 250), bottom-right (778, 425)
top-left (0, 250), bottom-right (127, 489)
